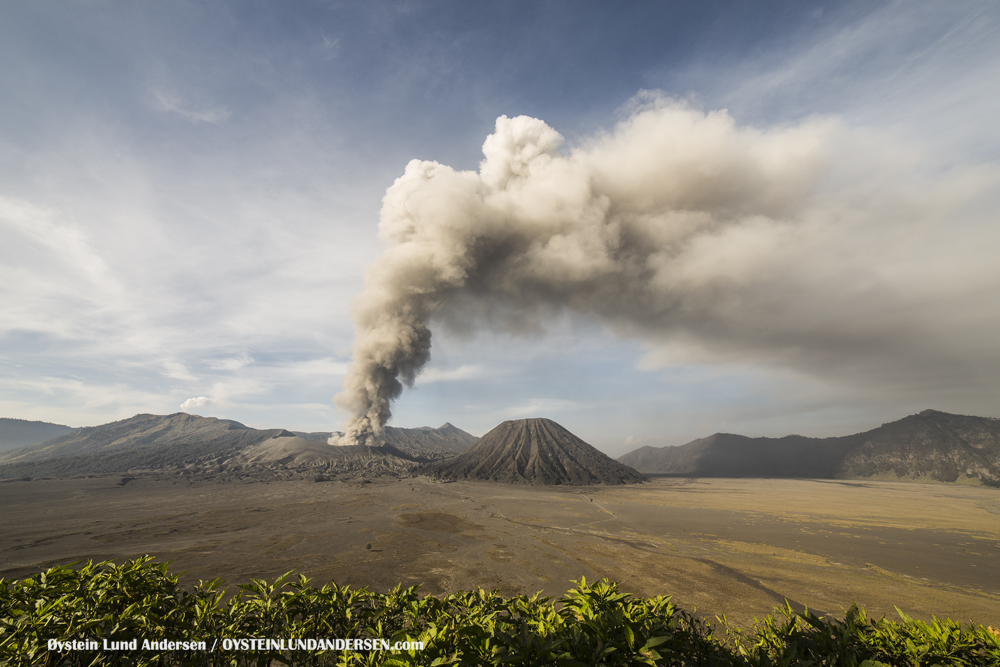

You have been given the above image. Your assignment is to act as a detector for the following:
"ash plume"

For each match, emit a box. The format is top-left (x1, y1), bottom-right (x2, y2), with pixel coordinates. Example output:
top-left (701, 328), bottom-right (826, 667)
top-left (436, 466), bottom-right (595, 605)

top-left (333, 96), bottom-right (1000, 445)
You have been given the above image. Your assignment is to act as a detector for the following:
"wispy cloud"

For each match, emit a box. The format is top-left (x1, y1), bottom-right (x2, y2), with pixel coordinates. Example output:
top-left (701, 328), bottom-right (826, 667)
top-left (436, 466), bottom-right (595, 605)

top-left (0, 375), bottom-right (180, 427)
top-left (319, 35), bottom-right (340, 61)
top-left (416, 364), bottom-right (484, 384)
top-left (161, 361), bottom-right (198, 382)
top-left (693, 1), bottom-right (1000, 155)
top-left (500, 399), bottom-right (579, 419)
top-left (279, 358), bottom-right (350, 379)
top-left (0, 196), bottom-right (125, 339)
top-left (208, 353), bottom-right (254, 372)
top-left (148, 89), bottom-right (231, 124)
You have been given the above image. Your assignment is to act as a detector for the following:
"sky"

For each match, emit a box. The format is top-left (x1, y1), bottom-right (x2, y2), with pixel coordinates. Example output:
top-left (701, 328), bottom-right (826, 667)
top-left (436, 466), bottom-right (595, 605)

top-left (2, 1), bottom-right (999, 456)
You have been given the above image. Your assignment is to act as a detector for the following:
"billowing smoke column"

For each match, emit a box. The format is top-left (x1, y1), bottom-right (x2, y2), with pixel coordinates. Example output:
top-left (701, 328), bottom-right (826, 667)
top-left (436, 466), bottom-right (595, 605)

top-left (333, 98), bottom-right (838, 445)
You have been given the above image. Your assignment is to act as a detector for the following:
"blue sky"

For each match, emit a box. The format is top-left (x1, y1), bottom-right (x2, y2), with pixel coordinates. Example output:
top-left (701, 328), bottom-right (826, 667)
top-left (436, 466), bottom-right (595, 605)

top-left (2, 1), bottom-right (998, 455)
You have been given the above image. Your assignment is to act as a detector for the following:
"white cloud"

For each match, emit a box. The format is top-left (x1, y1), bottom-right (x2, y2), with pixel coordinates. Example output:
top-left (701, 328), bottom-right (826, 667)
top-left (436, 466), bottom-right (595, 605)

top-left (416, 364), bottom-right (483, 384)
top-left (0, 195), bottom-right (126, 339)
top-left (0, 196), bottom-right (117, 288)
top-left (162, 361), bottom-right (198, 381)
top-left (180, 396), bottom-right (216, 411)
top-left (178, 395), bottom-right (243, 414)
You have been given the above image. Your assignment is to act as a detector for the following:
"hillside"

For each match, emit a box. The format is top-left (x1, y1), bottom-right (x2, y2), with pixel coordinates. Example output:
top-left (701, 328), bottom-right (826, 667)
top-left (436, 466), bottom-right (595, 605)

top-left (295, 422), bottom-right (477, 459)
top-left (0, 418), bottom-right (74, 453)
top-left (618, 433), bottom-right (855, 479)
top-left (839, 410), bottom-right (1000, 483)
top-left (618, 410), bottom-right (1000, 485)
top-left (383, 423), bottom-right (478, 457)
top-left (0, 413), bottom-right (292, 478)
top-left (426, 418), bottom-right (644, 485)
top-left (0, 413), bottom-right (477, 480)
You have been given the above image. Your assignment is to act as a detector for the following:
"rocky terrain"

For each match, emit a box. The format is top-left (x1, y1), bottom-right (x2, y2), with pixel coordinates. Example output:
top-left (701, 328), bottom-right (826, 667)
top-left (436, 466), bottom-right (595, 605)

top-left (295, 422), bottom-right (478, 460)
top-left (0, 413), bottom-right (477, 482)
top-left (427, 418), bottom-right (645, 485)
top-left (838, 410), bottom-right (1000, 483)
top-left (0, 418), bottom-right (75, 453)
top-left (619, 410), bottom-right (1000, 485)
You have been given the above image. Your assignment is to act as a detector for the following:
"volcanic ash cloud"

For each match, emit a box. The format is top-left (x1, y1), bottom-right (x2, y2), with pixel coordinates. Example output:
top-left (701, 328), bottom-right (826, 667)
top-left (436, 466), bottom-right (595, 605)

top-left (332, 98), bottom-right (847, 445)
top-left (336, 89), bottom-right (1000, 446)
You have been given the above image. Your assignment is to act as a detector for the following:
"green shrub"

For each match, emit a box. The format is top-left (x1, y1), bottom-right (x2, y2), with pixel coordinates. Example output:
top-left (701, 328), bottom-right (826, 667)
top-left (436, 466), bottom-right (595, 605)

top-left (1, 557), bottom-right (997, 666)
top-left (729, 601), bottom-right (1000, 667)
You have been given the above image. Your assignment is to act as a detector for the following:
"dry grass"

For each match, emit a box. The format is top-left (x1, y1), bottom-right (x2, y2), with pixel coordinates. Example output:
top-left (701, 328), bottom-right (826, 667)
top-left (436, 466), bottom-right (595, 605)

top-left (1, 475), bottom-right (997, 631)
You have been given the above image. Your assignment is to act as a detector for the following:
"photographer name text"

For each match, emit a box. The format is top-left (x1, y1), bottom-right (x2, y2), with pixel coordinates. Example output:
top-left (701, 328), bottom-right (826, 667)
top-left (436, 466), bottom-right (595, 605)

top-left (48, 637), bottom-right (424, 653)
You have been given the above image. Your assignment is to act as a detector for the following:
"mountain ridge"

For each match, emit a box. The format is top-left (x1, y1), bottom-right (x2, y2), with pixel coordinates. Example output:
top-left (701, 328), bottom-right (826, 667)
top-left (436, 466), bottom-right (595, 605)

top-left (0, 418), bottom-right (75, 453)
top-left (617, 409), bottom-right (1000, 486)
top-left (295, 422), bottom-right (477, 459)
top-left (0, 413), bottom-right (477, 481)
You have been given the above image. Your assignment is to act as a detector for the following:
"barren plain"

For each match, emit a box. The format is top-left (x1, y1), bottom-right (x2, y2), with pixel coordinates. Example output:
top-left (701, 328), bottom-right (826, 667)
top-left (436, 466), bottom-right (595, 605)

top-left (1, 475), bottom-right (997, 630)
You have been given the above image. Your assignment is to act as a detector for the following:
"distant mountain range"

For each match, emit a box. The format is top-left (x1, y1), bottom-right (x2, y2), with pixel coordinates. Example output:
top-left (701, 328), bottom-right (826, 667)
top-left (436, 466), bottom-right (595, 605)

top-left (427, 418), bottom-right (644, 486)
top-left (0, 413), bottom-right (477, 481)
top-left (0, 418), bottom-right (75, 453)
top-left (5, 409), bottom-right (998, 486)
top-left (618, 410), bottom-right (1000, 486)
top-left (0, 413), bottom-right (639, 486)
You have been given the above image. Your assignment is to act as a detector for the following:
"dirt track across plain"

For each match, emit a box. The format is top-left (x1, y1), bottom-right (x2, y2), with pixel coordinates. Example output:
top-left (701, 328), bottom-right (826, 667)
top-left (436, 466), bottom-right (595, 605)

top-left (1, 475), bottom-right (997, 629)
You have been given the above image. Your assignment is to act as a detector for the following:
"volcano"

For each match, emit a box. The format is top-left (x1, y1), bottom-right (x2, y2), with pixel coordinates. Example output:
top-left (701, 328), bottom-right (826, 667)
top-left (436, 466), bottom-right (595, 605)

top-left (0, 413), bottom-right (478, 480)
top-left (426, 418), bottom-right (644, 485)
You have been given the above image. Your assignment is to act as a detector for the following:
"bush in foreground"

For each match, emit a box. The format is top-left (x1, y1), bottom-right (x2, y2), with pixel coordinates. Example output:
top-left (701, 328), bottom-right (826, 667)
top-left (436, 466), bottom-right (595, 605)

top-left (1, 557), bottom-right (998, 666)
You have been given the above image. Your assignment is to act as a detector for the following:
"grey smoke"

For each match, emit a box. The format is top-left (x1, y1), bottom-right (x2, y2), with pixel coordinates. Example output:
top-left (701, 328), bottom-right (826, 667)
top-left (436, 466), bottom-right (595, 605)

top-left (333, 96), bottom-right (1000, 445)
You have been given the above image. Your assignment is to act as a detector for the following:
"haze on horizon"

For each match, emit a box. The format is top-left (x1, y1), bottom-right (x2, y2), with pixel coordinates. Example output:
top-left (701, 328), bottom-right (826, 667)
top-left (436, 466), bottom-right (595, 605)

top-left (2, 1), bottom-right (999, 456)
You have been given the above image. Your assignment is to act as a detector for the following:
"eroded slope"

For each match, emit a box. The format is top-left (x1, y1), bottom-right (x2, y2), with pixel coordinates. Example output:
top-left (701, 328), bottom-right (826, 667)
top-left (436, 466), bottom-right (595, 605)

top-left (427, 418), bottom-right (644, 485)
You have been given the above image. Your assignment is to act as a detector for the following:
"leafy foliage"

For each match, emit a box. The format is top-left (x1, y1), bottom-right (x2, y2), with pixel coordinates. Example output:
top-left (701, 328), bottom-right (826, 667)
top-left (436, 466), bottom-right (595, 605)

top-left (1, 558), bottom-right (998, 666)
